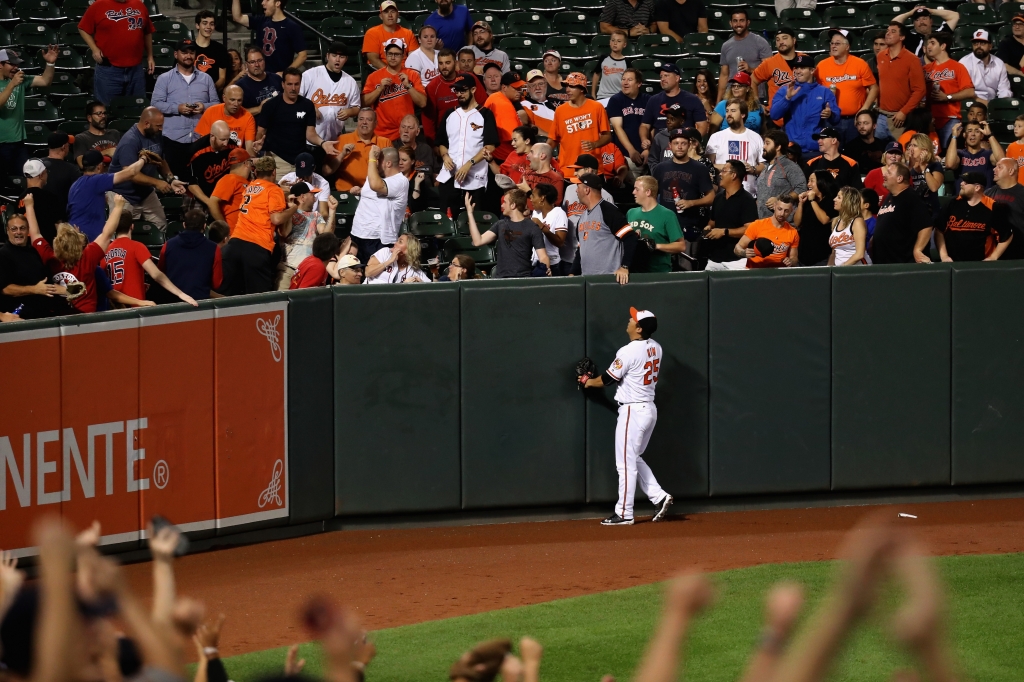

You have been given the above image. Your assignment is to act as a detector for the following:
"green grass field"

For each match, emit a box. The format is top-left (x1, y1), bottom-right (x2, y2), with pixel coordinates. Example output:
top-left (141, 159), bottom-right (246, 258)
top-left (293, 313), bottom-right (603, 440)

top-left (217, 553), bottom-right (1024, 682)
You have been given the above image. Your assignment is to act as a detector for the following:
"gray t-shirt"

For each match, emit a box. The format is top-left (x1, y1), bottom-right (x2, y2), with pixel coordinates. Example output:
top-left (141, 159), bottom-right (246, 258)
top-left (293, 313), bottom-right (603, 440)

top-left (755, 156), bottom-right (808, 218)
top-left (488, 217), bottom-right (546, 278)
top-left (577, 200), bottom-right (629, 275)
top-left (72, 129), bottom-right (122, 161)
top-left (595, 55), bottom-right (628, 100)
top-left (719, 33), bottom-right (772, 80)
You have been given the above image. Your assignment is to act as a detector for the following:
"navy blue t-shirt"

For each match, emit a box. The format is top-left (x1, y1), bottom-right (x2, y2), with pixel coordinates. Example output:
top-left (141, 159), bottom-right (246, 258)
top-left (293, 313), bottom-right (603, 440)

top-left (652, 158), bottom-right (713, 238)
top-left (67, 173), bottom-right (115, 241)
top-left (955, 148), bottom-right (994, 191)
top-left (109, 124), bottom-right (163, 206)
top-left (606, 91), bottom-right (650, 155)
top-left (424, 5), bottom-right (473, 51)
top-left (641, 89), bottom-right (708, 131)
top-left (237, 72), bottom-right (284, 109)
top-left (248, 15), bottom-right (306, 73)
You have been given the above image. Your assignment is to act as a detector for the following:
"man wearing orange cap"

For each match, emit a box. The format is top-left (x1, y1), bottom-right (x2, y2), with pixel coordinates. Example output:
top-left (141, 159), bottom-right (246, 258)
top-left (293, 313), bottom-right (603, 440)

top-left (362, 42), bottom-right (427, 140)
top-left (580, 307), bottom-right (674, 526)
top-left (210, 147), bottom-right (252, 229)
top-left (484, 71), bottom-right (530, 165)
top-left (551, 72), bottom-right (612, 176)
top-left (362, 0), bottom-right (419, 71)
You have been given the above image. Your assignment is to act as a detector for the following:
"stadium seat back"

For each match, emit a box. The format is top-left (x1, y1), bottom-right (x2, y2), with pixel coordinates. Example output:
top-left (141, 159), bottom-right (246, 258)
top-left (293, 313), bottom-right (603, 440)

top-left (408, 211), bottom-right (455, 238)
top-left (24, 97), bottom-right (61, 124)
top-left (13, 0), bottom-right (64, 23)
top-left (637, 33), bottom-right (686, 58)
top-left (506, 11), bottom-right (555, 36)
top-left (545, 35), bottom-right (591, 60)
top-left (132, 221), bottom-right (165, 249)
top-left (552, 11), bottom-right (598, 37)
top-left (680, 32), bottom-right (722, 56)
top-left (455, 210), bottom-right (499, 236)
top-left (13, 22), bottom-right (58, 47)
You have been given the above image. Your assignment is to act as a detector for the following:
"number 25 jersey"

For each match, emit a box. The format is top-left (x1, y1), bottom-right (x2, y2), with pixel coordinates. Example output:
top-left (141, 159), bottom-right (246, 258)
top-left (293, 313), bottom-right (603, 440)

top-left (606, 338), bottom-right (663, 404)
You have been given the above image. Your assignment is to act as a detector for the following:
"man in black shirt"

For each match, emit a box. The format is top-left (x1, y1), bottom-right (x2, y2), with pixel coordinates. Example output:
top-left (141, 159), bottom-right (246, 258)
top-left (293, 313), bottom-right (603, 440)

top-left (998, 14), bottom-right (1024, 77)
top-left (19, 159), bottom-right (64, 245)
top-left (872, 162), bottom-right (933, 264)
top-left (807, 127), bottom-right (862, 189)
top-left (466, 189), bottom-right (550, 278)
top-left (256, 67), bottom-right (337, 182)
top-left (0, 213), bottom-right (71, 318)
top-left (194, 10), bottom-right (229, 91)
top-left (238, 46), bottom-right (284, 115)
top-left (842, 111), bottom-right (891, 172)
top-left (653, 0), bottom-right (708, 42)
top-left (652, 128), bottom-right (715, 242)
top-left (702, 159), bottom-right (758, 270)
top-left (986, 157), bottom-right (1024, 259)
top-left (185, 120), bottom-right (236, 213)
top-left (936, 171), bottom-right (1013, 262)
top-left (41, 133), bottom-right (81, 207)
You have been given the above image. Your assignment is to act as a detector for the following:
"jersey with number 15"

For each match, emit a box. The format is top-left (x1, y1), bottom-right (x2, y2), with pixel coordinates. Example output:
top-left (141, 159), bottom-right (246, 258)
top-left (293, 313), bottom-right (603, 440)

top-left (606, 338), bottom-right (663, 404)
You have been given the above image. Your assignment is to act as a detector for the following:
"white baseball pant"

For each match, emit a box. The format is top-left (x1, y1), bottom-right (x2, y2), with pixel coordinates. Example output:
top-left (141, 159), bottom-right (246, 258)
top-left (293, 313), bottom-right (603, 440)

top-left (614, 402), bottom-right (667, 520)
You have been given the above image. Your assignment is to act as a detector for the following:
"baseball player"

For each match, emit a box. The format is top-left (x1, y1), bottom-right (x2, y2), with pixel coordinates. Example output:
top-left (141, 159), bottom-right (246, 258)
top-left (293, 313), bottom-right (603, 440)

top-left (579, 307), bottom-right (673, 526)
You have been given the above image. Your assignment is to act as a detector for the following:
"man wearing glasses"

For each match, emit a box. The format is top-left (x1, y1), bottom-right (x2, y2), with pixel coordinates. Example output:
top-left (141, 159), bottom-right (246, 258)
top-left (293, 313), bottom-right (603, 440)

top-left (238, 45), bottom-right (284, 116)
top-left (73, 101), bottom-right (121, 168)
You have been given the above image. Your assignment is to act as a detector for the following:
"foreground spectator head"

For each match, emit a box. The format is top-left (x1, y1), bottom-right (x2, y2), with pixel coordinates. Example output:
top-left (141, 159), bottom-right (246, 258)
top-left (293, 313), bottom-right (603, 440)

top-left (763, 128), bottom-right (789, 162)
top-left (871, 30), bottom-right (886, 56)
top-left (23, 159), bottom-right (47, 186)
top-left (448, 253), bottom-right (477, 280)
top-left (208, 220), bottom-right (231, 244)
top-left (728, 7), bottom-right (750, 37)
top-left (723, 158), bottom-right (746, 186)
top-left (209, 120), bottom-right (233, 152)
top-left (335, 254), bottom-right (365, 284)
top-left (791, 54), bottom-right (815, 84)
top-left (911, 7), bottom-right (934, 37)
top-left (994, 157), bottom-right (1019, 186)
top-left (174, 38), bottom-right (198, 69)
top-left (482, 62), bottom-right (503, 94)
top-left (526, 69), bottom-right (547, 102)
top-left (184, 208), bottom-right (207, 232)
top-left (563, 72), bottom-right (588, 103)
top-left (885, 21), bottom-right (908, 48)
top-left (813, 126), bottom-right (840, 155)
top-left (659, 63), bottom-right (681, 94)
top-left (356, 107), bottom-right (378, 137)
top-left (398, 146), bottom-right (415, 173)
top-left (418, 25), bottom-right (438, 52)
top-left (245, 45), bottom-right (267, 78)
top-left (501, 188), bottom-right (528, 216)
top-left (669, 129), bottom-right (692, 160)
top-left (47, 132), bottom-right (71, 159)
top-left (139, 107), bottom-right (165, 139)
top-left (437, 49), bottom-right (457, 80)
top-left (862, 187), bottom-right (880, 216)
top-left (621, 67), bottom-right (642, 98)
top-left (223, 85), bottom-right (246, 117)
top-left (633, 174), bottom-right (658, 203)
top-left (457, 47), bottom-right (477, 74)
top-left (290, 181), bottom-right (317, 212)
top-left (529, 142), bottom-right (554, 171)
top-left (542, 49), bottom-right (561, 76)
top-left (774, 191), bottom-right (798, 221)
top-left (312, 231), bottom-right (342, 260)
top-left (254, 155), bottom-right (277, 177)
top-left (5, 212), bottom-right (29, 247)
top-left (385, 42), bottom-right (405, 70)
top-left (53, 223), bottom-right (88, 267)
top-left (81, 149), bottom-right (111, 173)
top-left (883, 161), bottom-right (912, 191)
top-left (883, 140), bottom-right (903, 165)
top-left (512, 125), bottom-right (536, 154)
top-left (379, 0), bottom-right (400, 28)
top-left (472, 21), bottom-right (494, 50)
top-left (294, 152), bottom-right (316, 181)
top-left (855, 110), bottom-right (877, 139)
top-left (399, 115), bottom-right (422, 145)
top-left (970, 29), bottom-right (993, 61)
top-left (501, 72), bottom-right (527, 102)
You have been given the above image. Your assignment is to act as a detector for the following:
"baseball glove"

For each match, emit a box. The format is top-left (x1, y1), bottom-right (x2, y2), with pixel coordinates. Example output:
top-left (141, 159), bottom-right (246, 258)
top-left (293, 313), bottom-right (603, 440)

top-left (638, 236), bottom-right (658, 252)
top-left (575, 356), bottom-right (598, 390)
top-left (139, 149), bottom-right (164, 165)
top-left (63, 281), bottom-right (86, 300)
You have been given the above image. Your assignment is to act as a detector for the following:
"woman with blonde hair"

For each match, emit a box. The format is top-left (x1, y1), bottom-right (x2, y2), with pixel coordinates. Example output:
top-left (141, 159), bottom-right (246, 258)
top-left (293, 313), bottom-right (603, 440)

top-left (364, 233), bottom-right (431, 284)
top-left (905, 132), bottom-right (944, 223)
top-left (828, 187), bottom-right (871, 266)
top-left (24, 192), bottom-right (128, 313)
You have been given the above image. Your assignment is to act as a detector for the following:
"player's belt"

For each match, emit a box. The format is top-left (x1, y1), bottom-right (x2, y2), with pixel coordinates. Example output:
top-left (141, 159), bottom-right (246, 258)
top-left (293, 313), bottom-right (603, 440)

top-left (617, 400), bottom-right (654, 406)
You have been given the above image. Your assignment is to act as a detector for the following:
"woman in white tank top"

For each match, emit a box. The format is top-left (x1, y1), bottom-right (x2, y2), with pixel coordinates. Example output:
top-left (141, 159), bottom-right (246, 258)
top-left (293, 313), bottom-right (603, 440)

top-left (828, 187), bottom-right (871, 266)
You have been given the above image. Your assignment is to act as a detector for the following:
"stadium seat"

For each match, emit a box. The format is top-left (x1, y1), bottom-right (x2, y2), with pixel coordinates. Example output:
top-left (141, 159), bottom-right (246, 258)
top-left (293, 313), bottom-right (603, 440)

top-left (292, 0), bottom-right (333, 22)
top-left (159, 196), bottom-right (185, 222)
top-left (590, 34), bottom-right (611, 53)
top-left (988, 97), bottom-right (1023, 122)
top-left (822, 6), bottom-right (873, 30)
top-left (57, 119), bottom-right (87, 135)
top-left (0, 25), bottom-right (10, 49)
top-left (631, 58), bottom-right (667, 84)
top-left (58, 94), bottom-right (91, 121)
top-left (956, 2), bottom-right (998, 25)
top-left (680, 32), bottom-right (722, 56)
top-left (455, 210), bottom-right (499, 236)
top-left (676, 56), bottom-right (713, 72)
top-left (331, 191), bottom-right (360, 215)
top-left (13, 0), bottom-right (65, 23)
top-left (23, 123), bottom-right (51, 151)
top-left (408, 211), bottom-right (456, 238)
top-left (13, 22), bottom-right (58, 48)
top-left (567, 0), bottom-right (603, 11)
top-left (474, 14), bottom-right (507, 36)
top-left (43, 73), bottom-right (83, 101)
top-left (551, 11), bottom-right (598, 37)
top-left (1009, 74), bottom-right (1024, 97)
top-left (132, 221), bottom-right (165, 257)
top-left (442, 238), bottom-right (495, 268)
top-left (522, 0), bottom-right (567, 16)
top-left (500, 36), bottom-right (544, 65)
top-left (152, 19), bottom-right (192, 45)
top-left (320, 15), bottom-right (363, 42)
top-left (53, 46), bottom-right (86, 71)
top-left (748, 18), bottom-right (776, 35)
top-left (708, 0), bottom-right (744, 8)
top-left (144, 0), bottom-right (163, 20)
top-left (57, 21), bottom-right (88, 49)
top-left (164, 221), bottom-right (184, 240)
top-left (0, 4), bottom-right (15, 28)
top-left (152, 52), bottom-right (176, 72)
top-left (999, 2), bottom-right (1024, 23)
top-left (778, 8), bottom-right (828, 31)
top-left (24, 97), bottom-right (61, 124)
top-left (109, 95), bottom-right (148, 120)
top-left (870, 3), bottom-right (907, 27)
top-left (403, 0), bottom-right (434, 16)
top-left (506, 12), bottom-right (556, 37)
top-left (706, 9), bottom-right (731, 36)
top-left (474, 0), bottom-right (520, 14)
top-left (60, 0), bottom-right (92, 21)
top-left (545, 35), bottom-right (591, 61)
top-left (637, 34), bottom-right (687, 58)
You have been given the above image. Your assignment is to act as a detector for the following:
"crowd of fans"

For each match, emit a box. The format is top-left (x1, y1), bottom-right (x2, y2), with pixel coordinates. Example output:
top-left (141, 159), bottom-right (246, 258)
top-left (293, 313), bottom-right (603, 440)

top-left (3, 0), bottom-right (1024, 321)
top-left (0, 513), bottom-right (965, 682)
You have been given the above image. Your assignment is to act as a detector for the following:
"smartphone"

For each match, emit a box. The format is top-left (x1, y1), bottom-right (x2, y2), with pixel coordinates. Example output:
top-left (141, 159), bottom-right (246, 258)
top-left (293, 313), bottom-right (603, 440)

top-left (150, 514), bottom-right (190, 556)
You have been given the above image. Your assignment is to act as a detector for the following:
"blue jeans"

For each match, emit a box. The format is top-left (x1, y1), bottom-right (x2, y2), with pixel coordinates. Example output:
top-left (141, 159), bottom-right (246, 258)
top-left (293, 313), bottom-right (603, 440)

top-left (93, 64), bottom-right (146, 105)
top-left (936, 119), bottom-right (957, 150)
top-left (875, 112), bottom-right (891, 141)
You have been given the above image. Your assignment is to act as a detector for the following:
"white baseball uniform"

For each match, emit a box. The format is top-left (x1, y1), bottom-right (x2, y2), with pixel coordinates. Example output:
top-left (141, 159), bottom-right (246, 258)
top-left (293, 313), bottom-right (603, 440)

top-left (300, 65), bottom-right (362, 143)
top-left (606, 337), bottom-right (668, 520)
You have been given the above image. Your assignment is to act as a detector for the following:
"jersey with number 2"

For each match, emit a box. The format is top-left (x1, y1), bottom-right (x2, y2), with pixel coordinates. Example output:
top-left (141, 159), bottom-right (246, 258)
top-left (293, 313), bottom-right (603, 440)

top-left (607, 338), bottom-right (662, 403)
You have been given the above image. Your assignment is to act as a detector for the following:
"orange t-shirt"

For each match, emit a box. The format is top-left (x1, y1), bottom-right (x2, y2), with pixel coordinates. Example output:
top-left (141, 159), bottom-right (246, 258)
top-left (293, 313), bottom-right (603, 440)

top-left (361, 24), bottom-right (418, 66)
top-left (232, 178), bottom-right (285, 252)
top-left (551, 99), bottom-right (610, 174)
top-left (595, 142), bottom-right (625, 180)
top-left (1005, 141), bottom-right (1024, 184)
top-left (752, 52), bottom-right (800, 125)
top-left (363, 67), bottom-right (425, 140)
top-left (924, 59), bottom-right (974, 126)
top-left (744, 217), bottom-right (800, 268)
top-left (212, 173), bottom-right (248, 233)
top-left (815, 55), bottom-right (877, 117)
top-left (195, 104), bottom-right (257, 144)
top-left (333, 131), bottom-right (394, 190)
top-left (484, 92), bottom-right (521, 161)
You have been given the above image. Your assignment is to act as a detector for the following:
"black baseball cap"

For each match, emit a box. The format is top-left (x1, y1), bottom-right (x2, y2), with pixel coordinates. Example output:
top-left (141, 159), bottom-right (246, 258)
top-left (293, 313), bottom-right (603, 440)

top-left (326, 42), bottom-right (349, 57)
top-left (578, 173), bottom-right (604, 190)
top-left (47, 132), bottom-right (70, 149)
top-left (570, 153), bottom-right (599, 170)
top-left (884, 140), bottom-right (903, 154)
top-left (294, 152), bottom-right (315, 177)
top-left (668, 127), bottom-right (688, 141)
top-left (482, 61), bottom-right (502, 73)
top-left (290, 181), bottom-right (312, 195)
top-left (451, 73), bottom-right (476, 91)
top-left (960, 171), bottom-right (987, 186)
top-left (912, 7), bottom-right (931, 18)
top-left (754, 238), bottom-right (775, 258)
top-left (789, 54), bottom-right (814, 68)
top-left (812, 126), bottom-right (839, 140)
top-left (775, 26), bottom-right (797, 38)
top-left (174, 38), bottom-right (197, 52)
top-left (81, 149), bottom-right (111, 167)
top-left (501, 71), bottom-right (526, 88)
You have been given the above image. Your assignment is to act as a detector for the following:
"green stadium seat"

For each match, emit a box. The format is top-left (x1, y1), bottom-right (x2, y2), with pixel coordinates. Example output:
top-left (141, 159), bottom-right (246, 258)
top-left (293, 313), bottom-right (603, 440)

top-left (42, 73), bottom-right (83, 101)
top-left (522, 0), bottom-right (567, 15)
top-left (706, 9), bottom-right (731, 36)
top-left (408, 211), bottom-right (455, 238)
top-left (455, 210), bottom-right (499, 236)
top-left (24, 97), bottom-right (61, 124)
top-left (57, 119), bottom-right (88, 135)
top-left (567, 0), bottom-right (603, 11)
top-left (676, 55), bottom-right (713, 71)
top-left (57, 21), bottom-right (88, 49)
top-left (23, 123), bottom-right (51, 150)
top-left (708, 0), bottom-right (744, 7)
top-left (779, 7), bottom-right (828, 31)
top-left (158, 196), bottom-right (185, 221)
top-left (331, 191), bottom-right (360, 215)
top-left (506, 12), bottom-right (556, 37)
top-left (1009, 74), bottom-right (1024, 97)
top-left (793, 29), bottom-right (825, 54)
top-left (13, 22), bottom-right (58, 48)
top-left (474, 0), bottom-right (520, 14)
top-left (152, 52), bottom-right (176, 71)
top-left (152, 19), bottom-right (192, 45)
top-left (0, 25), bottom-right (10, 48)
top-left (869, 4), bottom-right (907, 27)
top-left (320, 15), bottom-right (363, 41)
top-left (292, 0), bottom-right (333, 21)
top-left (631, 58), bottom-right (668, 84)
top-left (748, 18), bottom-right (776, 35)
top-left (164, 221), bottom-right (185, 240)
top-left (681, 32), bottom-right (722, 56)
top-left (58, 94), bottom-right (91, 120)
top-left (551, 11), bottom-right (598, 37)
top-left (500, 36), bottom-right (545, 64)
top-left (989, 97), bottom-right (1024, 122)
top-left (442, 238), bottom-right (495, 267)
top-left (60, 0), bottom-right (92, 21)
top-left (53, 46), bottom-right (86, 71)
top-left (109, 95), bottom-right (147, 120)
top-left (956, 2), bottom-right (998, 25)
top-left (335, 0), bottom-right (380, 17)
top-left (0, 4), bottom-right (15, 28)
top-left (999, 2), bottom-right (1024, 23)
top-left (637, 34), bottom-right (686, 58)
top-left (476, 14), bottom-right (508, 36)
top-left (106, 118), bottom-right (136, 133)
top-left (545, 35), bottom-right (591, 61)
top-left (132, 221), bottom-right (165, 257)
top-left (822, 6), bottom-right (873, 30)
top-left (13, 0), bottom-right (64, 23)
top-left (590, 33), bottom-right (611, 53)
top-left (403, 0), bottom-right (434, 16)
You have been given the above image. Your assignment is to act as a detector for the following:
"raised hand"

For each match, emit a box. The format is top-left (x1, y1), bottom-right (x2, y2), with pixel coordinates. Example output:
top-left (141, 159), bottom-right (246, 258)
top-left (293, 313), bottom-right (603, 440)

top-left (285, 644), bottom-right (306, 676)
top-left (148, 525), bottom-right (181, 562)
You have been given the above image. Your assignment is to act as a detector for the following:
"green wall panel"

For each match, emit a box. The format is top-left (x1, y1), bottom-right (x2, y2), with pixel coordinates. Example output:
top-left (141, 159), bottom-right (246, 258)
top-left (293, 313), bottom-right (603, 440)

top-left (951, 262), bottom-right (1024, 484)
top-left (461, 279), bottom-right (586, 508)
top-left (831, 265), bottom-right (951, 489)
top-left (584, 274), bottom-right (709, 507)
top-left (709, 269), bottom-right (831, 495)
top-left (333, 285), bottom-right (461, 514)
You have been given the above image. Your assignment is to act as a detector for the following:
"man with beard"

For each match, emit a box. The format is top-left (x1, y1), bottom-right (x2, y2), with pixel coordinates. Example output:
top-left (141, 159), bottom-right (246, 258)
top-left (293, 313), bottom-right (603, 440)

top-left (238, 45), bottom-right (283, 115)
top-left (752, 27), bottom-right (800, 128)
top-left (470, 21), bottom-right (510, 73)
top-left (425, 0), bottom-right (473, 51)
top-left (185, 120), bottom-right (236, 214)
top-left (842, 110), bottom-right (891, 172)
top-left (73, 101), bottom-right (121, 166)
top-left (436, 74), bottom-right (498, 216)
top-left (958, 29), bottom-right (1011, 105)
top-left (706, 99), bottom-right (763, 196)
top-left (424, 48), bottom-right (485, 141)
top-left (652, 129), bottom-right (714, 245)
top-left (195, 84), bottom-right (258, 155)
top-left (151, 39), bottom-right (220, 177)
top-left (717, 8), bottom-right (771, 103)
top-left (755, 128), bottom-right (807, 219)
top-left (936, 171), bottom-right (1013, 262)
top-left (517, 141), bottom-right (564, 206)
top-left (300, 42), bottom-right (362, 145)
top-left (107, 108), bottom-right (188, 230)
top-left (893, 5), bottom-right (960, 60)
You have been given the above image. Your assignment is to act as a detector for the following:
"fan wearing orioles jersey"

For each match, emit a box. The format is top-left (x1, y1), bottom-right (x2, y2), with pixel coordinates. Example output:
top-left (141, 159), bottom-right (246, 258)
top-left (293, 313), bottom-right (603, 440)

top-left (581, 307), bottom-right (674, 526)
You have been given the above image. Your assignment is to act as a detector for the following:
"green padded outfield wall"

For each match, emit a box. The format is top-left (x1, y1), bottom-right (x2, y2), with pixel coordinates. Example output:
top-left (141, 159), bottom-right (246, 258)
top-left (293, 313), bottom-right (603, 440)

top-left (831, 265), bottom-right (951, 489)
top-left (584, 274), bottom-right (709, 504)
top-left (333, 284), bottom-right (462, 514)
top-left (460, 278), bottom-right (587, 508)
top-left (951, 262), bottom-right (1024, 484)
top-left (286, 288), bottom-right (336, 524)
top-left (708, 269), bottom-right (832, 495)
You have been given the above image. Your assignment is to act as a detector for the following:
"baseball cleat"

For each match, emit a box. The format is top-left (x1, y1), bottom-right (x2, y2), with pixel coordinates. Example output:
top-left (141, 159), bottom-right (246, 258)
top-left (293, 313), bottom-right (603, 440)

top-left (652, 494), bottom-right (674, 522)
top-left (601, 514), bottom-right (634, 526)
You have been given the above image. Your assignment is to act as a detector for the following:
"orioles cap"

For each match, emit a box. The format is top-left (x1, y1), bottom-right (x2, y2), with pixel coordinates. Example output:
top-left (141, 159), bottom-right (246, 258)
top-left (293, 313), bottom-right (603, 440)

top-left (338, 254), bottom-right (364, 269)
top-left (630, 307), bottom-right (656, 322)
top-left (564, 72), bottom-right (587, 87)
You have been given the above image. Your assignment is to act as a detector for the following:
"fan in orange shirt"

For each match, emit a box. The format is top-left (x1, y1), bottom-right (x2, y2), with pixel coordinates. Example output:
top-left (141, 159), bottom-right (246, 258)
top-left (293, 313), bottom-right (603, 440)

top-left (751, 28), bottom-right (801, 127)
top-left (363, 42), bottom-right (427, 140)
top-left (210, 148), bottom-right (252, 232)
top-left (733, 192), bottom-right (800, 268)
top-left (362, 0), bottom-right (418, 70)
top-left (595, 142), bottom-right (627, 185)
top-left (484, 71), bottom-right (530, 164)
top-left (1006, 115), bottom-right (1024, 184)
top-left (195, 84), bottom-right (258, 154)
top-left (551, 72), bottom-right (612, 178)
top-left (923, 32), bottom-right (976, 148)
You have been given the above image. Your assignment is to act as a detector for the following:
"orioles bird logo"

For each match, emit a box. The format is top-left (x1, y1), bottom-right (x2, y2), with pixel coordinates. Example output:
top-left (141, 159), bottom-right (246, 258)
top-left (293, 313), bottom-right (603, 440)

top-left (470, 122), bottom-right (483, 131)
top-left (195, 54), bottom-right (215, 72)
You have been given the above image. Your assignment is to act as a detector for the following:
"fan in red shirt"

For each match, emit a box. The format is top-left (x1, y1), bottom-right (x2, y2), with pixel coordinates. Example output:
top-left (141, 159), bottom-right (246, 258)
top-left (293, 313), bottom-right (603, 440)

top-left (104, 213), bottom-right (199, 306)
top-left (290, 232), bottom-right (343, 289)
top-left (864, 141), bottom-right (904, 202)
top-left (78, 0), bottom-right (156, 71)
top-left (423, 48), bottom-right (486, 142)
top-left (496, 125), bottom-right (536, 183)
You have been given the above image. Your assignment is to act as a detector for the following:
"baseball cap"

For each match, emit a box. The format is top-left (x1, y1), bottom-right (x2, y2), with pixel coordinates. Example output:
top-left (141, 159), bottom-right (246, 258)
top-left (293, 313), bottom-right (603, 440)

top-left (828, 28), bottom-right (850, 40)
top-left (668, 128), bottom-right (688, 140)
top-left (912, 7), bottom-right (931, 18)
top-left (81, 150), bottom-right (111, 168)
top-left (728, 71), bottom-right (751, 85)
top-left (526, 69), bottom-right (544, 81)
top-left (578, 173), bottom-right (603, 190)
top-left (227, 147), bottom-right (250, 165)
top-left (542, 49), bottom-right (561, 61)
top-left (384, 39), bottom-right (407, 53)
top-left (775, 26), bottom-right (796, 38)
top-left (790, 53), bottom-right (814, 68)
top-left (451, 73), bottom-right (476, 91)
top-left (294, 152), bottom-right (315, 177)
top-left (659, 62), bottom-right (681, 75)
top-left (337, 254), bottom-right (364, 269)
top-left (23, 159), bottom-right (45, 178)
top-left (812, 126), bottom-right (839, 140)
top-left (326, 41), bottom-right (349, 56)
top-left (972, 29), bottom-right (991, 42)
top-left (564, 72), bottom-right (587, 87)
top-left (630, 307), bottom-right (655, 322)
top-left (47, 132), bottom-right (70, 149)
top-left (569, 153), bottom-right (599, 170)
top-left (380, 0), bottom-right (397, 10)
top-left (960, 171), bottom-right (987, 186)
top-left (174, 38), bottom-right (196, 52)
top-left (884, 140), bottom-right (903, 154)
top-left (290, 181), bottom-right (312, 195)
top-left (1013, 13), bottom-right (1024, 23)
top-left (0, 48), bottom-right (23, 65)
top-left (472, 20), bottom-right (491, 31)
top-left (680, 127), bottom-right (701, 141)
top-left (501, 71), bottom-right (526, 88)
top-left (754, 238), bottom-right (775, 258)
